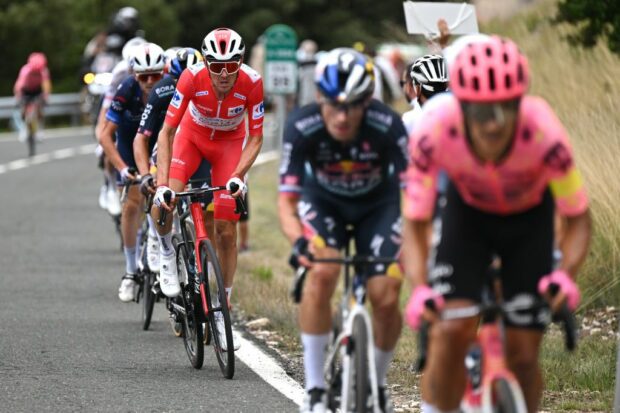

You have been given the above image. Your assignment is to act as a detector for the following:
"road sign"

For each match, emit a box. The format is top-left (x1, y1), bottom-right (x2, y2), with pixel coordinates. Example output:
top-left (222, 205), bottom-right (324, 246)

top-left (264, 24), bottom-right (298, 95)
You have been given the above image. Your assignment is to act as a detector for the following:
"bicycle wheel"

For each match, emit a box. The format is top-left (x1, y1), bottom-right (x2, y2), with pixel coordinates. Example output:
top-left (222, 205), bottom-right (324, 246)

top-left (200, 240), bottom-right (235, 379)
top-left (326, 311), bottom-right (343, 411)
top-left (141, 271), bottom-right (156, 330)
top-left (350, 313), bottom-right (370, 413)
top-left (488, 377), bottom-right (527, 413)
top-left (167, 235), bottom-right (184, 337)
top-left (177, 242), bottom-right (204, 369)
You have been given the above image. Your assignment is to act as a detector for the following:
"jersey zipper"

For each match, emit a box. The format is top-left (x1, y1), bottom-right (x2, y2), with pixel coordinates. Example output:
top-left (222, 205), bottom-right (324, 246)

top-left (211, 100), bottom-right (222, 140)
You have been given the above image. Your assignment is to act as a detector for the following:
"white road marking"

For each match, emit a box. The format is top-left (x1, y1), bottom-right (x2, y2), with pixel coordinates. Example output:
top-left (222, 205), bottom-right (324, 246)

top-left (0, 143), bottom-right (96, 176)
top-left (235, 331), bottom-right (304, 406)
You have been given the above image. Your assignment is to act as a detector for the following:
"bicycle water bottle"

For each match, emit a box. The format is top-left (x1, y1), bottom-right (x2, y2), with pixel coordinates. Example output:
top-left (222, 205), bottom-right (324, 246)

top-left (461, 344), bottom-right (483, 412)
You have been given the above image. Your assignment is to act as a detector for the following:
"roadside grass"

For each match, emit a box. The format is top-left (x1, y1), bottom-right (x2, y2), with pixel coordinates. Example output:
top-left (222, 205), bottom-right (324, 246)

top-left (233, 1), bottom-right (620, 410)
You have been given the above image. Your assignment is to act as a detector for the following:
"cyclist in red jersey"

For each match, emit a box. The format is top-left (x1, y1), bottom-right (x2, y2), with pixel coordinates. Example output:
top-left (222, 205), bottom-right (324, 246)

top-left (151, 28), bottom-right (264, 351)
top-left (401, 36), bottom-right (591, 413)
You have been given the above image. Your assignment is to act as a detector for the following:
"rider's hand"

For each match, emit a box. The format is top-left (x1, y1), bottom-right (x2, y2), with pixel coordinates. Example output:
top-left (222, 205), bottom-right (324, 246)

top-left (154, 186), bottom-right (175, 212)
top-left (226, 176), bottom-right (247, 198)
top-left (139, 174), bottom-right (156, 196)
top-left (405, 285), bottom-right (445, 331)
top-left (120, 166), bottom-right (137, 184)
top-left (288, 236), bottom-right (312, 269)
top-left (538, 270), bottom-right (580, 312)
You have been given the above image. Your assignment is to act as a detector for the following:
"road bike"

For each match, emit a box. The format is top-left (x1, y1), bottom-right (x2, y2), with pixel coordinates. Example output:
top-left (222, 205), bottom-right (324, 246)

top-left (22, 97), bottom-right (42, 157)
top-left (415, 269), bottom-right (577, 413)
top-left (291, 228), bottom-right (394, 413)
top-left (159, 183), bottom-right (246, 379)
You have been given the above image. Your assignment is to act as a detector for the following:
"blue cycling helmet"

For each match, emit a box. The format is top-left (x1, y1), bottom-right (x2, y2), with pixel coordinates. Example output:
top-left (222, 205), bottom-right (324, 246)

top-left (169, 47), bottom-right (203, 79)
top-left (315, 48), bottom-right (375, 103)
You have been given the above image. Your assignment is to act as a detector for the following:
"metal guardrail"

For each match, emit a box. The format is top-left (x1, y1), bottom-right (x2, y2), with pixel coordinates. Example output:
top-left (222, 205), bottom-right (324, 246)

top-left (0, 93), bottom-right (82, 126)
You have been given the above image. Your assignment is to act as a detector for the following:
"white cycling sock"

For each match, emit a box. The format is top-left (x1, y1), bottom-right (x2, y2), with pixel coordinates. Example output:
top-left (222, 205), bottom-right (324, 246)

top-left (301, 333), bottom-right (329, 390)
top-left (135, 227), bottom-right (144, 263)
top-left (158, 232), bottom-right (174, 256)
top-left (123, 246), bottom-right (137, 275)
top-left (374, 346), bottom-right (394, 387)
top-left (421, 401), bottom-right (460, 413)
top-left (225, 287), bottom-right (232, 300)
top-left (147, 215), bottom-right (158, 238)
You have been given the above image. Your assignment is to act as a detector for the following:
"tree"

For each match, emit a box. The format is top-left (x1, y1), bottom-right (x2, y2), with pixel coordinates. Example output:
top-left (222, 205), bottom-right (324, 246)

top-left (555, 0), bottom-right (620, 54)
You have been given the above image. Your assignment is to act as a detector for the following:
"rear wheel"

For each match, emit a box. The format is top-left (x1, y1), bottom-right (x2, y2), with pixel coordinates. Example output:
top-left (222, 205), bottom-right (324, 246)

top-left (201, 240), bottom-right (235, 379)
top-left (490, 378), bottom-right (527, 413)
top-left (177, 242), bottom-right (204, 369)
top-left (141, 271), bottom-right (156, 330)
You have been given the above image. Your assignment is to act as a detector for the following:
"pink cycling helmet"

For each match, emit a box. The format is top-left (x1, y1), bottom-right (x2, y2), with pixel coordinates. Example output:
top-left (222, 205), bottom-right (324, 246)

top-left (449, 36), bottom-right (529, 102)
top-left (28, 52), bottom-right (47, 70)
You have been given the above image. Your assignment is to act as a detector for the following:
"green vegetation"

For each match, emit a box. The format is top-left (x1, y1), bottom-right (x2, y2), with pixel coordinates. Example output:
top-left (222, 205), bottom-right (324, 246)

top-left (555, 0), bottom-right (620, 54)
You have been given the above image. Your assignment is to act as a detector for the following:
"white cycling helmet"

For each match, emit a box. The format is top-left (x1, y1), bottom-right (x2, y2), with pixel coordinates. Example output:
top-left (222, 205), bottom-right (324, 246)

top-left (122, 37), bottom-right (147, 63)
top-left (132, 42), bottom-right (165, 73)
top-left (201, 28), bottom-right (245, 61)
top-left (164, 46), bottom-right (182, 63)
top-left (410, 54), bottom-right (449, 96)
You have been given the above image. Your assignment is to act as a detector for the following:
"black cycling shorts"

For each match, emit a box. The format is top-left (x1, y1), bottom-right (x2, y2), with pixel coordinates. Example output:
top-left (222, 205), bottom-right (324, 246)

top-left (430, 182), bottom-right (554, 330)
top-left (298, 192), bottom-right (401, 278)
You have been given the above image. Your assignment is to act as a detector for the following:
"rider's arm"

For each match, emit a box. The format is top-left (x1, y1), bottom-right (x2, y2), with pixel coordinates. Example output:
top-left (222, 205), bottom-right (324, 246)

top-left (41, 67), bottom-right (51, 100)
top-left (231, 80), bottom-right (265, 179)
top-left (559, 210), bottom-right (591, 276)
top-left (155, 122), bottom-right (177, 187)
top-left (99, 120), bottom-right (126, 171)
top-left (401, 218), bottom-right (432, 287)
top-left (13, 66), bottom-right (27, 98)
top-left (133, 132), bottom-right (151, 176)
top-left (278, 193), bottom-right (304, 244)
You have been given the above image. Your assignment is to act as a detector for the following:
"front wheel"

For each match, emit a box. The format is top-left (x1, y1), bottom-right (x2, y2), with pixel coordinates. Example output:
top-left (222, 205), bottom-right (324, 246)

top-left (177, 242), bottom-right (204, 369)
top-left (200, 240), bottom-right (235, 379)
top-left (349, 314), bottom-right (370, 413)
top-left (141, 271), bottom-right (156, 330)
top-left (485, 377), bottom-right (527, 413)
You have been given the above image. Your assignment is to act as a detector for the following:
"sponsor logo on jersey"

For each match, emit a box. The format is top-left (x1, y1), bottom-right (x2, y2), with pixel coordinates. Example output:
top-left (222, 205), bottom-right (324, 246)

top-left (241, 64), bottom-right (261, 83)
top-left (228, 105), bottom-right (245, 116)
top-left (252, 102), bottom-right (264, 120)
top-left (234, 92), bottom-right (247, 101)
top-left (195, 90), bottom-right (209, 96)
top-left (155, 85), bottom-right (175, 96)
top-left (188, 62), bottom-right (204, 75)
top-left (171, 90), bottom-right (184, 109)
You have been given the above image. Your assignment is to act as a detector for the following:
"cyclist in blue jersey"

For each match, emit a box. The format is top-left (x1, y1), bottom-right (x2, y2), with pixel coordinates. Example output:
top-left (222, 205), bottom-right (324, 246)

top-left (278, 48), bottom-right (409, 413)
top-left (133, 47), bottom-right (210, 273)
top-left (99, 42), bottom-right (166, 302)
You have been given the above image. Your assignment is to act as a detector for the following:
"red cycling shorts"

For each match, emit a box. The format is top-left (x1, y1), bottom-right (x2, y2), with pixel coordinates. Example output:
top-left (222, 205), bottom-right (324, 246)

top-left (169, 126), bottom-right (244, 221)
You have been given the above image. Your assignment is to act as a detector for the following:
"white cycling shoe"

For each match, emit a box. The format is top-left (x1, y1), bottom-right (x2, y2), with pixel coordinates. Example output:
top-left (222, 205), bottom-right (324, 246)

top-left (106, 187), bottom-right (122, 216)
top-left (300, 388), bottom-right (328, 413)
top-left (118, 274), bottom-right (137, 302)
top-left (146, 234), bottom-right (160, 272)
top-left (214, 312), bottom-right (240, 351)
top-left (98, 185), bottom-right (108, 210)
top-left (159, 253), bottom-right (181, 297)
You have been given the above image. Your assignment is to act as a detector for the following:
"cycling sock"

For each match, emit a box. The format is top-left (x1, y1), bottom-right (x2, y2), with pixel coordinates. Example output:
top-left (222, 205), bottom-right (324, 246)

top-left (158, 232), bottom-right (174, 256)
top-left (225, 287), bottom-right (232, 300)
top-left (123, 246), bottom-right (137, 275)
top-left (374, 346), bottom-right (394, 386)
top-left (147, 215), bottom-right (158, 238)
top-left (421, 401), bottom-right (460, 413)
top-left (301, 333), bottom-right (329, 390)
top-left (135, 227), bottom-right (144, 263)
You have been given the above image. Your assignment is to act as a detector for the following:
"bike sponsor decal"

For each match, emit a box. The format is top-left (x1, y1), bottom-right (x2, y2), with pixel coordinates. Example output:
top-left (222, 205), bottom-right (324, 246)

top-left (228, 105), bottom-right (245, 116)
top-left (234, 92), bottom-right (247, 100)
top-left (252, 102), bottom-right (264, 120)
top-left (155, 84), bottom-right (175, 96)
top-left (170, 90), bottom-right (184, 109)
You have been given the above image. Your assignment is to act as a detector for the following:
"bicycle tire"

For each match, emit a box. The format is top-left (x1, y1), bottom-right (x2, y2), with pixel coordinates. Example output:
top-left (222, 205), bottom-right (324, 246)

top-left (351, 313), bottom-right (370, 413)
top-left (200, 240), bottom-right (235, 379)
top-left (167, 235), bottom-right (184, 337)
top-left (141, 271), bottom-right (156, 330)
top-left (326, 311), bottom-right (343, 411)
top-left (489, 377), bottom-right (527, 413)
top-left (177, 242), bottom-right (204, 369)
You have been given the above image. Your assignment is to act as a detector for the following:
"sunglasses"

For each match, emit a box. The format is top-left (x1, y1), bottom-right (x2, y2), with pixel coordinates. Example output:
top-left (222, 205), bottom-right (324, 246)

top-left (463, 100), bottom-right (520, 125)
top-left (206, 60), bottom-right (241, 75)
top-left (136, 73), bottom-right (163, 82)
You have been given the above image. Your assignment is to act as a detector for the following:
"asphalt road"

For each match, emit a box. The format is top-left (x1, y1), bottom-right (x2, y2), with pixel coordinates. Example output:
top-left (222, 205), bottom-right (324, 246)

top-left (0, 131), bottom-right (298, 412)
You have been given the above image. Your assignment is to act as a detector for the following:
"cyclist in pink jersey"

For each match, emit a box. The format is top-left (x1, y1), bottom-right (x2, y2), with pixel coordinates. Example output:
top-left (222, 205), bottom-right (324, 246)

top-left (151, 28), bottom-right (264, 351)
top-left (401, 36), bottom-right (591, 413)
top-left (13, 52), bottom-right (52, 141)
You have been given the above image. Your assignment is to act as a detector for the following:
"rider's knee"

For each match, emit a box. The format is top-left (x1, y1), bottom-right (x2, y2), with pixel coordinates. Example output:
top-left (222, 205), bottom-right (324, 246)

top-left (432, 319), bottom-right (477, 351)
top-left (215, 220), bottom-right (236, 246)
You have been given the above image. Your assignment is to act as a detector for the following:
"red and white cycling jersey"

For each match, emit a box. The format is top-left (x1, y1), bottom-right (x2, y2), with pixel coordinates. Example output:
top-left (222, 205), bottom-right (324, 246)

top-left (404, 93), bottom-right (588, 220)
top-left (164, 62), bottom-right (264, 140)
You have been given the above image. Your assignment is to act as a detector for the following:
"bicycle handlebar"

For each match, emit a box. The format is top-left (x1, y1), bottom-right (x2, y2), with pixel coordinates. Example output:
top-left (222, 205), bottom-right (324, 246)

top-left (228, 182), bottom-right (248, 218)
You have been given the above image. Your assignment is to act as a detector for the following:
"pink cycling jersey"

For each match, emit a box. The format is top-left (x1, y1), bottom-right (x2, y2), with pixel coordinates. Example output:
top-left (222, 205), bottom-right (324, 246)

top-left (164, 62), bottom-right (264, 140)
top-left (404, 93), bottom-right (588, 220)
top-left (13, 63), bottom-right (50, 95)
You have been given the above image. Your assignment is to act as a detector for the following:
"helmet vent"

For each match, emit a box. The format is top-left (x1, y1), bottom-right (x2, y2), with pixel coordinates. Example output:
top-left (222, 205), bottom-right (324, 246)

top-left (486, 47), bottom-right (492, 57)
top-left (488, 68), bottom-right (495, 90)
top-left (210, 40), bottom-right (217, 54)
top-left (230, 39), bottom-right (236, 52)
top-left (517, 64), bottom-right (524, 82)
top-left (458, 69), bottom-right (465, 87)
top-left (471, 55), bottom-right (477, 66)
top-left (505, 74), bottom-right (512, 89)
top-left (219, 41), bottom-right (227, 54)
top-left (503, 53), bottom-right (509, 63)
top-left (473, 76), bottom-right (479, 91)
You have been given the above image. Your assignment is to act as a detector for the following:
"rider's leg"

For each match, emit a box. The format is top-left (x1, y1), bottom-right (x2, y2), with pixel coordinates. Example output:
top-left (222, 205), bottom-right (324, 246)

top-left (367, 276), bottom-right (402, 385)
top-left (299, 245), bottom-right (340, 390)
top-left (214, 219), bottom-right (237, 294)
top-left (121, 185), bottom-right (142, 274)
top-left (150, 178), bottom-right (185, 248)
top-left (505, 329), bottom-right (544, 412)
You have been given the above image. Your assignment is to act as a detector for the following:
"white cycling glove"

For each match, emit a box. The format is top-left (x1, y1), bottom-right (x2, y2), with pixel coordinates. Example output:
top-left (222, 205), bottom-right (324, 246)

top-left (154, 186), bottom-right (175, 207)
top-left (226, 176), bottom-right (247, 196)
top-left (120, 167), bottom-right (136, 184)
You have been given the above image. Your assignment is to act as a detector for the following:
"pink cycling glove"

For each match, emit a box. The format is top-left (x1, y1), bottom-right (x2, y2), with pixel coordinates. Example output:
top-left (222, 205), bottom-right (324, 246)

top-left (537, 270), bottom-right (581, 311)
top-left (405, 285), bottom-right (445, 331)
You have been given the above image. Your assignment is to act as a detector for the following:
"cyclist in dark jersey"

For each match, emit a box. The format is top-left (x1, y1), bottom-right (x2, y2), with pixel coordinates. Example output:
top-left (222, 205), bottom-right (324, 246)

top-left (278, 48), bottom-right (409, 413)
top-left (99, 42), bottom-right (166, 302)
top-left (133, 47), bottom-right (211, 273)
